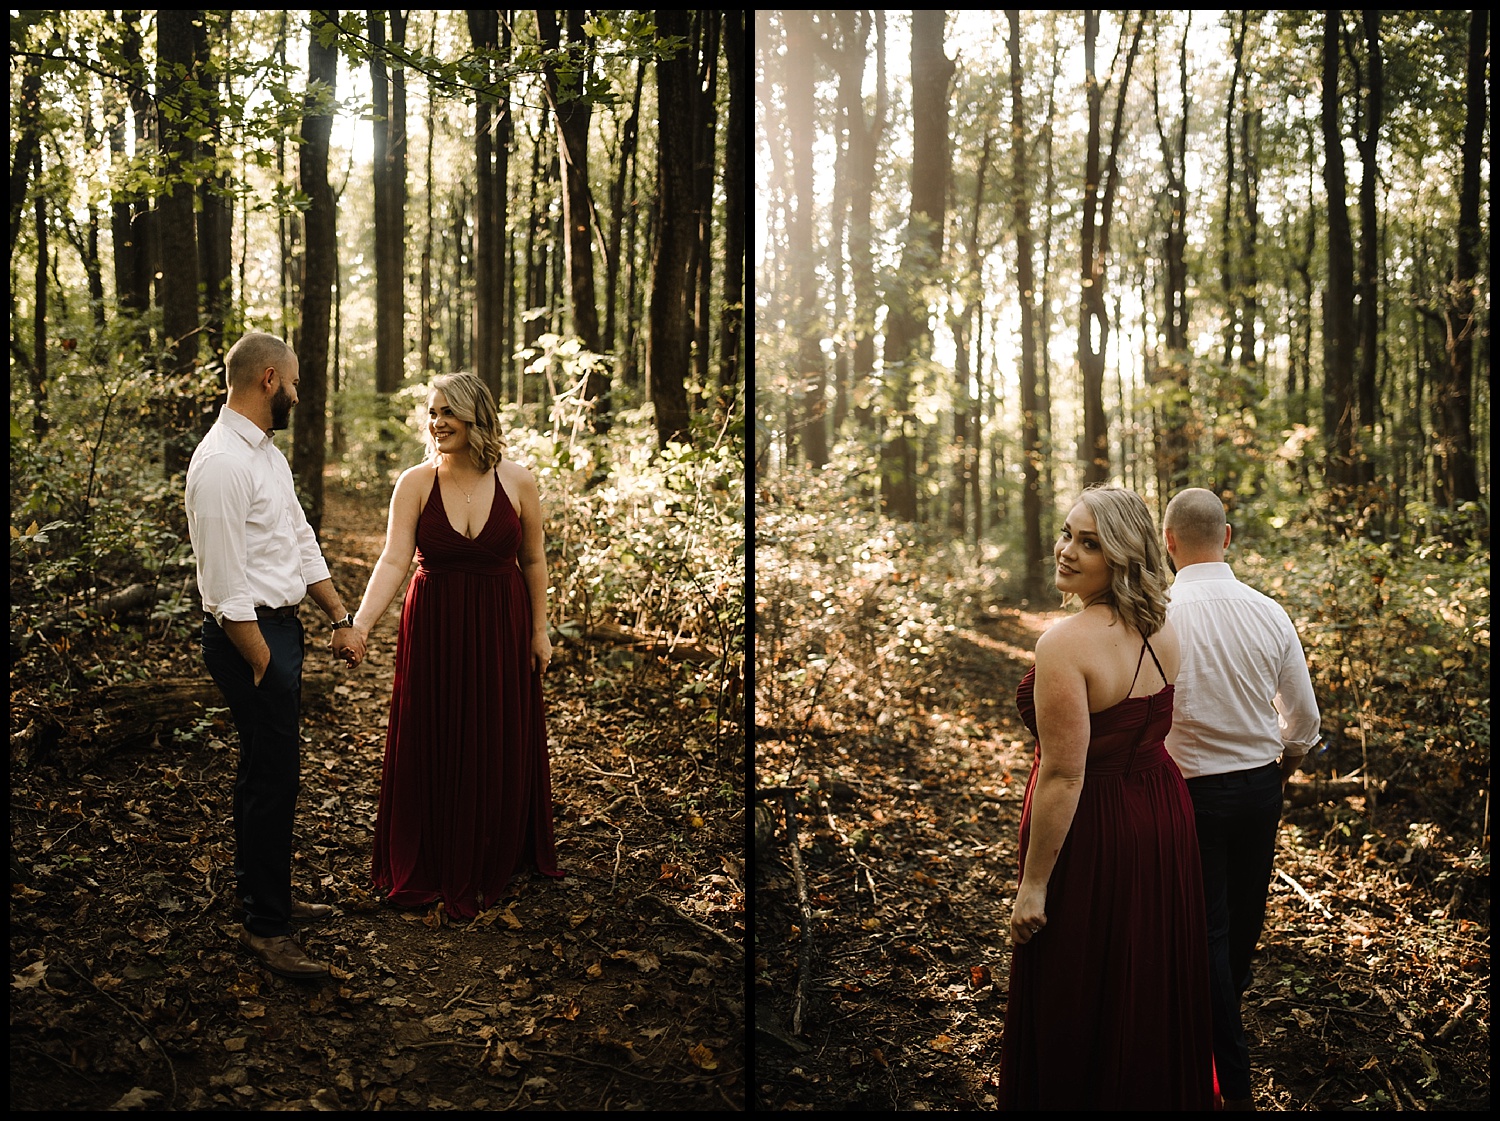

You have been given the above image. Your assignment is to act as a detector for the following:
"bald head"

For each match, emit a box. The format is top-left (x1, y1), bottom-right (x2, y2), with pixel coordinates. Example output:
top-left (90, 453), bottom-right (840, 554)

top-left (1163, 487), bottom-right (1230, 567)
top-left (225, 332), bottom-right (296, 392)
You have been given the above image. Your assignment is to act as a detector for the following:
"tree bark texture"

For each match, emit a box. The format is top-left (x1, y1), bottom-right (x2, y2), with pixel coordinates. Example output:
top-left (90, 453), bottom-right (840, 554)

top-left (293, 9), bottom-right (339, 535)
top-left (784, 9), bottom-right (825, 467)
top-left (648, 8), bottom-right (696, 450)
top-left (1320, 10), bottom-right (1358, 493)
top-left (880, 9), bottom-right (953, 522)
top-left (539, 8), bottom-right (609, 432)
top-left (468, 9), bottom-right (502, 398)
top-left (371, 9), bottom-right (408, 397)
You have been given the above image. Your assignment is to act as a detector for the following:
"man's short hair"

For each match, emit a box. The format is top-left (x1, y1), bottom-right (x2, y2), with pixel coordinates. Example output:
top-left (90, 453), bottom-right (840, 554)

top-left (224, 332), bottom-right (295, 391)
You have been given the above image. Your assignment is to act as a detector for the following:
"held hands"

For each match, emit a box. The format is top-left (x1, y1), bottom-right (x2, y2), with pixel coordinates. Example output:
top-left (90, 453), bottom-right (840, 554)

top-left (331, 625), bottom-right (366, 669)
top-left (1010, 881), bottom-right (1048, 946)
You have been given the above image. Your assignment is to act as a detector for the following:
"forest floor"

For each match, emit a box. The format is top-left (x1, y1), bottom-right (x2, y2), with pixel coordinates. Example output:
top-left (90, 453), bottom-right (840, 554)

top-left (10, 481), bottom-right (745, 1112)
top-left (753, 606), bottom-right (1490, 1111)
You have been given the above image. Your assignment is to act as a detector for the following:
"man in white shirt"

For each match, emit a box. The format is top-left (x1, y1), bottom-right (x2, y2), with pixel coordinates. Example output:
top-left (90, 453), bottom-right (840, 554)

top-left (1162, 488), bottom-right (1322, 1111)
top-left (185, 331), bottom-right (366, 980)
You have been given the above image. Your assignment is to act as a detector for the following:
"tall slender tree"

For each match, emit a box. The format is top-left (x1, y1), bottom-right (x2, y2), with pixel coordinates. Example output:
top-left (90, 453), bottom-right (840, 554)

top-left (648, 7), bottom-right (696, 450)
top-left (1436, 8), bottom-right (1485, 514)
top-left (468, 9), bottom-right (502, 397)
top-left (292, 8), bottom-right (339, 534)
top-left (538, 8), bottom-right (609, 432)
top-left (1354, 9), bottom-right (1383, 491)
top-left (1077, 10), bottom-right (1144, 485)
top-left (1321, 10), bottom-right (1358, 493)
top-left (783, 9), bottom-right (824, 465)
top-left (718, 9), bottom-right (746, 411)
top-left (879, 9), bottom-right (953, 522)
top-left (1009, 10), bottom-right (1045, 598)
top-left (370, 10), bottom-right (408, 400)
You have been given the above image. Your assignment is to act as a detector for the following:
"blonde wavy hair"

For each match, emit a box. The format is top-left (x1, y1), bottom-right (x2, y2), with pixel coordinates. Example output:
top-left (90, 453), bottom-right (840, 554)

top-left (1065, 485), bottom-right (1171, 638)
top-left (422, 373), bottom-right (504, 473)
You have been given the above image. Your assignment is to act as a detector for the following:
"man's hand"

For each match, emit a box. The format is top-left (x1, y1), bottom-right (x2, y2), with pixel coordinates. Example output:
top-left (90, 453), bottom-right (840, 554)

top-left (1279, 751), bottom-right (1306, 786)
top-left (331, 627), bottom-right (365, 668)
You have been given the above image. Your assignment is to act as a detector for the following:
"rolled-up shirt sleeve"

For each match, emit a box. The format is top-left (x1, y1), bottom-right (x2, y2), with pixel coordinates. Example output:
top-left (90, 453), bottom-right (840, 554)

top-left (1274, 627), bottom-right (1322, 756)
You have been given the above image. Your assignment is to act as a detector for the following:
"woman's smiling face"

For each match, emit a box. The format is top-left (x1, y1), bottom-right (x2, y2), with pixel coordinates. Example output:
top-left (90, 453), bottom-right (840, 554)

top-left (1055, 501), bottom-right (1112, 602)
top-left (428, 389), bottom-right (470, 456)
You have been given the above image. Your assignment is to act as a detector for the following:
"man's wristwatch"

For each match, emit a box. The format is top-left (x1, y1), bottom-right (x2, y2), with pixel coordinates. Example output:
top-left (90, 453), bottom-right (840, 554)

top-left (331, 613), bottom-right (356, 630)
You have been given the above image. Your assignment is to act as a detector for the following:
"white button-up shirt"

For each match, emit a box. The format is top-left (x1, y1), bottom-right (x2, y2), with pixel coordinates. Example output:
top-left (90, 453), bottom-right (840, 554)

top-left (1164, 561), bottom-right (1322, 779)
top-left (185, 406), bottom-right (331, 625)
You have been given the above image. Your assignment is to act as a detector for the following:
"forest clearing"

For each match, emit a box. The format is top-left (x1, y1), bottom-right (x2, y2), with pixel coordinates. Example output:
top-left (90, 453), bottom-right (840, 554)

top-left (11, 10), bottom-right (746, 1111)
top-left (753, 9), bottom-right (1488, 1112)
top-left (12, 482), bottom-right (745, 1111)
top-left (752, 473), bottom-right (1489, 1111)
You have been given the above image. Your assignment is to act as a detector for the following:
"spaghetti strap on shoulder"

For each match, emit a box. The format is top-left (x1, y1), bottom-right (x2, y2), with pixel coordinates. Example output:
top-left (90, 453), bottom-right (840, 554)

top-left (1128, 636), bottom-right (1169, 694)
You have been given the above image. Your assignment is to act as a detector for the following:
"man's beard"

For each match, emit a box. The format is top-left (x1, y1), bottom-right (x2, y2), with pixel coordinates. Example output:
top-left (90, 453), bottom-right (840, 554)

top-left (270, 385), bottom-right (293, 431)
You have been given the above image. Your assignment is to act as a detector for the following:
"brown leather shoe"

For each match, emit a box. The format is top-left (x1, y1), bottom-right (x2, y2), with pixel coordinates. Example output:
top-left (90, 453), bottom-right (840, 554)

top-left (289, 900), bottom-right (335, 922)
top-left (238, 928), bottom-right (330, 980)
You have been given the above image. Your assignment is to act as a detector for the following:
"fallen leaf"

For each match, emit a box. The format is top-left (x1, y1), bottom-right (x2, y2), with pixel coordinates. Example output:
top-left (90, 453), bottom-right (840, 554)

top-left (610, 949), bottom-right (660, 973)
top-left (688, 1041), bottom-right (718, 1070)
top-left (111, 1087), bottom-right (162, 1110)
top-left (11, 961), bottom-right (47, 990)
top-left (929, 1033), bottom-right (956, 1053)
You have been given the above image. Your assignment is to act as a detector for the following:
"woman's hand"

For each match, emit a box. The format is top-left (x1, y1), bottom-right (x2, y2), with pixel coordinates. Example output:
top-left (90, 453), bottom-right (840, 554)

top-left (531, 630), bottom-right (552, 675)
top-left (1010, 881), bottom-right (1048, 945)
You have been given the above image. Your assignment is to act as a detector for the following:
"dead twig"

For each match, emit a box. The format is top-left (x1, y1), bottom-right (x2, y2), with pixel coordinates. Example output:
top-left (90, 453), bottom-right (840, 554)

top-left (1276, 867), bottom-right (1335, 920)
top-left (1434, 992), bottom-right (1476, 1042)
top-left (780, 787), bottom-right (814, 1038)
top-left (59, 958), bottom-right (177, 1109)
top-left (640, 892), bottom-right (742, 956)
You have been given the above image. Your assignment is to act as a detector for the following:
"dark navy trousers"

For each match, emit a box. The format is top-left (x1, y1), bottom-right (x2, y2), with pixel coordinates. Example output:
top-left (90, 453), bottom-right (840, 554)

top-left (1184, 761), bottom-right (1284, 1101)
top-left (201, 613), bottom-right (304, 938)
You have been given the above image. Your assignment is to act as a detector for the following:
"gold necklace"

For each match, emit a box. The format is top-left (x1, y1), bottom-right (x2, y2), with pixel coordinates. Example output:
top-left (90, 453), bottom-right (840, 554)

top-left (449, 466), bottom-right (481, 504)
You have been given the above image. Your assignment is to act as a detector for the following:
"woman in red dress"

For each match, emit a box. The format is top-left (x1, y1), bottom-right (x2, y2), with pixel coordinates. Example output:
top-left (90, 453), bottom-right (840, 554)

top-left (998, 486), bottom-right (1213, 1109)
top-left (351, 373), bottom-right (560, 919)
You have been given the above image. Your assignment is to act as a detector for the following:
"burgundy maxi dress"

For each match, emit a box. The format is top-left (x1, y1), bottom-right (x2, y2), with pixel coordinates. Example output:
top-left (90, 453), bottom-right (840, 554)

top-left (998, 643), bottom-right (1214, 1109)
top-left (372, 468), bottom-right (561, 918)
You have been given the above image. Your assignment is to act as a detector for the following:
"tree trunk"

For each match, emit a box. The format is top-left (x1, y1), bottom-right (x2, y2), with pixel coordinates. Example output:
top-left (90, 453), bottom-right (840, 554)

top-left (648, 8), bottom-right (696, 450)
top-left (539, 9), bottom-right (609, 432)
top-left (605, 59), bottom-right (643, 359)
top-left (844, 11), bottom-right (886, 436)
top-left (948, 131), bottom-right (990, 536)
top-left (784, 9), bottom-right (824, 466)
top-left (1222, 12), bottom-right (1245, 369)
top-left (31, 155), bottom-right (48, 438)
top-left (468, 9), bottom-right (501, 398)
top-left (420, 19), bottom-right (436, 376)
top-left (1151, 13), bottom-right (1193, 496)
top-left (692, 12), bottom-right (721, 410)
top-left (293, 9), bottom-right (339, 536)
top-left (524, 104), bottom-right (552, 352)
top-left (1321, 10), bottom-right (1358, 495)
top-left (1436, 8), bottom-right (1485, 515)
top-left (10, 64), bottom-right (43, 263)
top-left (157, 9), bottom-right (205, 477)
top-left (370, 10), bottom-right (408, 400)
top-left (1009, 11), bottom-right (1046, 598)
top-left (1355, 10), bottom-right (1383, 492)
top-left (880, 9), bottom-right (953, 522)
top-left (718, 10), bottom-right (746, 412)
top-left (1077, 11), bottom-right (1144, 487)
top-left (196, 12), bottom-right (233, 364)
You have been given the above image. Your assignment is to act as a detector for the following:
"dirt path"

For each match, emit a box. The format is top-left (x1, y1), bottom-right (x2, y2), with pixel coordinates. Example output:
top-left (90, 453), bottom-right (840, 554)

top-left (752, 607), bottom-right (1489, 1110)
top-left (11, 481), bottom-right (745, 1111)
